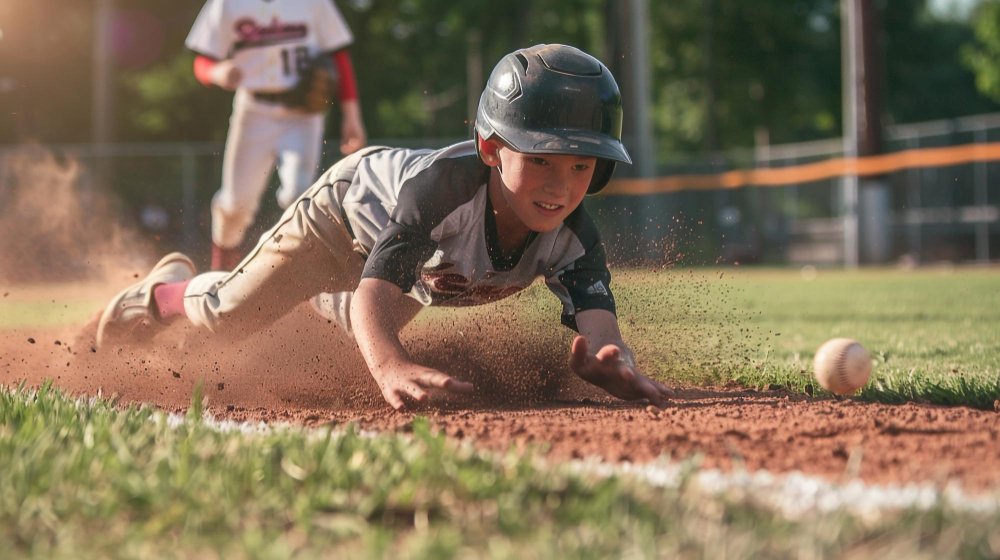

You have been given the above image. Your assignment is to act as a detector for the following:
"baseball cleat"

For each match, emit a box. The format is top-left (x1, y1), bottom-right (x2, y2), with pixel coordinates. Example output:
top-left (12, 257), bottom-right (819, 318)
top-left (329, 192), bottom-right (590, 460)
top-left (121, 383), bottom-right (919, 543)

top-left (96, 252), bottom-right (196, 349)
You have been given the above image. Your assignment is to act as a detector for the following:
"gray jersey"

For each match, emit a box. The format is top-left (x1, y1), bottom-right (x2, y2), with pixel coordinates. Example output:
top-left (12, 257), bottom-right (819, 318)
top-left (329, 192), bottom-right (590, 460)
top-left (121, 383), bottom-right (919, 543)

top-left (323, 140), bottom-right (616, 330)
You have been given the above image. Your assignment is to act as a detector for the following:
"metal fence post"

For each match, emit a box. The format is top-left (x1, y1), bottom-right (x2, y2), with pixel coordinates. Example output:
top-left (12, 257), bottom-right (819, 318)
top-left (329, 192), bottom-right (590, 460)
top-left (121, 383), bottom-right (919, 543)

top-left (974, 127), bottom-right (989, 263)
top-left (905, 137), bottom-right (922, 262)
top-left (180, 148), bottom-right (198, 253)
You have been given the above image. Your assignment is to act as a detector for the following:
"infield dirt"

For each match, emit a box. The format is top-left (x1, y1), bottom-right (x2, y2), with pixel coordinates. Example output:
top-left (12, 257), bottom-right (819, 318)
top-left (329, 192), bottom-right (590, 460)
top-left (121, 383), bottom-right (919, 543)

top-left (2, 305), bottom-right (999, 493)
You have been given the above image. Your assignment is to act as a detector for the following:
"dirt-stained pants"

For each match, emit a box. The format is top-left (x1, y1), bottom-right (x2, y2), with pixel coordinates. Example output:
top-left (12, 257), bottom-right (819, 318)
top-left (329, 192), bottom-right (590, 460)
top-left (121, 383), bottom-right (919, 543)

top-left (182, 147), bottom-right (384, 340)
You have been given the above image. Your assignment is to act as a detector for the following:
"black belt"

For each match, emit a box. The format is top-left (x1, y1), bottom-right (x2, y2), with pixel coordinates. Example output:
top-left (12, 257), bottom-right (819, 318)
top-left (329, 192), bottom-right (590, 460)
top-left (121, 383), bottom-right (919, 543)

top-left (252, 90), bottom-right (293, 104)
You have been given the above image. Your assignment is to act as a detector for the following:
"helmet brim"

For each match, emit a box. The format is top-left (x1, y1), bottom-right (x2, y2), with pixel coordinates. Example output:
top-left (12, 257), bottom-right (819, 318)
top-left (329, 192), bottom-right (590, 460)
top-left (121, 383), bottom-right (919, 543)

top-left (493, 126), bottom-right (632, 165)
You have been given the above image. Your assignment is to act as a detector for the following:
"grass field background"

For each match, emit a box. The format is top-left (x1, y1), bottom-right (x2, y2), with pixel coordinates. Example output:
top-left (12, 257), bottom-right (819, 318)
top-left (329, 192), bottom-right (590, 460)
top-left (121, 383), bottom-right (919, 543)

top-left (425, 265), bottom-right (1000, 408)
top-left (681, 266), bottom-right (1000, 408)
top-left (1, 267), bottom-right (999, 557)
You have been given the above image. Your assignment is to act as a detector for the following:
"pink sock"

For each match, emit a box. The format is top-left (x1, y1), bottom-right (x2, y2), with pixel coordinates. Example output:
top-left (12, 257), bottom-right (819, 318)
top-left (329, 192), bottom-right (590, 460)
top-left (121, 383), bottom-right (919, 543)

top-left (153, 280), bottom-right (190, 321)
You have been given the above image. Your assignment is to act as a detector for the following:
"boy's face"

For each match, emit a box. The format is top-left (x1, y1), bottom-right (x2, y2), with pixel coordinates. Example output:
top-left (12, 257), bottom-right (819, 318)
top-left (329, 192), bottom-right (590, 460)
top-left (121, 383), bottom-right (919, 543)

top-left (489, 143), bottom-right (597, 232)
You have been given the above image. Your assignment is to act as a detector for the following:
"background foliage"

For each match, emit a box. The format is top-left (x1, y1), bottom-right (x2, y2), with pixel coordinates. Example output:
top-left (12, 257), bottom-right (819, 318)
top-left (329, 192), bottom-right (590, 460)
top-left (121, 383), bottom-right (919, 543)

top-left (1, 0), bottom-right (998, 153)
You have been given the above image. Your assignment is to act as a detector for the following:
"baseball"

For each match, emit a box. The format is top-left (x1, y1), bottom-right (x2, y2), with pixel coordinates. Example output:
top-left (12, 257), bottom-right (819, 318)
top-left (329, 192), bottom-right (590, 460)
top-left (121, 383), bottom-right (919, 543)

top-left (812, 338), bottom-right (872, 395)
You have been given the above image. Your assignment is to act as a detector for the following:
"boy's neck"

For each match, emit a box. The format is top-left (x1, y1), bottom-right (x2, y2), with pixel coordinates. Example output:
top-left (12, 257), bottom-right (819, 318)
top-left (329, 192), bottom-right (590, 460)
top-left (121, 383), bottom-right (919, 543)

top-left (487, 172), bottom-right (533, 255)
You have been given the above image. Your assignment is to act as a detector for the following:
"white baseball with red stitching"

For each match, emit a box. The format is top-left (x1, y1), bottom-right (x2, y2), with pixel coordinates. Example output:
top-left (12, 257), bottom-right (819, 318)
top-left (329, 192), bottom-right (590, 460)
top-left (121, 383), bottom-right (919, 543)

top-left (813, 338), bottom-right (872, 395)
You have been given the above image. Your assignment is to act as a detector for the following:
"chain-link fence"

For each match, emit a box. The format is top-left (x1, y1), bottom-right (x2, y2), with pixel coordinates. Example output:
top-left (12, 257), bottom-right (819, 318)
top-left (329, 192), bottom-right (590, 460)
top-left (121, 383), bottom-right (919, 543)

top-left (3, 114), bottom-right (998, 268)
top-left (593, 112), bottom-right (1000, 266)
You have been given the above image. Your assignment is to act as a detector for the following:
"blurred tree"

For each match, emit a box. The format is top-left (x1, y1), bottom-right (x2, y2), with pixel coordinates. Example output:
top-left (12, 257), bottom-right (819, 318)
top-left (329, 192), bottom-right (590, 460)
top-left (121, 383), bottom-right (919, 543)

top-left (122, 0), bottom-right (608, 142)
top-left (124, 51), bottom-right (234, 141)
top-left (341, 0), bottom-right (607, 141)
top-left (885, 0), bottom-right (997, 124)
top-left (2, 0), bottom-right (997, 149)
top-left (963, 0), bottom-right (1000, 103)
top-left (0, 0), bottom-right (94, 143)
top-left (649, 0), bottom-right (842, 155)
top-left (119, 0), bottom-right (238, 141)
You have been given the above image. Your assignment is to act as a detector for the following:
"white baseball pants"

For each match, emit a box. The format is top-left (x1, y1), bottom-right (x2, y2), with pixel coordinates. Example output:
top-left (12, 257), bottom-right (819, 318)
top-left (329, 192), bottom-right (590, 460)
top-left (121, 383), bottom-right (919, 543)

top-left (183, 147), bottom-right (386, 340)
top-left (212, 90), bottom-right (326, 249)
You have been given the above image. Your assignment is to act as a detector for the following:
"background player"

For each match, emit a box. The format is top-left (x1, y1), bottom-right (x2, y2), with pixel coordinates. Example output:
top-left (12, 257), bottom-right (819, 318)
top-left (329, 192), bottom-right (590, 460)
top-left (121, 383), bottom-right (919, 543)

top-left (96, 44), bottom-right (672, 411)
top-left (186, 0), bottom-right (368, 270)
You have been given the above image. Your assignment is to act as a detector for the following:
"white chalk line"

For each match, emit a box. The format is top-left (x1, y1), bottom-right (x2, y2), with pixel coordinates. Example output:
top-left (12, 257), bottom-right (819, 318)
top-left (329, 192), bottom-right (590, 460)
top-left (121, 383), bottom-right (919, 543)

top-left (167, 410), bottom-right (1000, 518)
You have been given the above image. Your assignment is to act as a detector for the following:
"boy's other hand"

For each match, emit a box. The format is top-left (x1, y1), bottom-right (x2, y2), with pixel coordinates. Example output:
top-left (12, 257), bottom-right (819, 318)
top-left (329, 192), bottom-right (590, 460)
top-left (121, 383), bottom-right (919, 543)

top-left (209, 60), bottom-right (242, 90)
top-left (339, 99), bottom-right (367, 154)
top-left (372, 362), bottom-right (474, 410)
top-left (569, 336), bottom-right (672, 408)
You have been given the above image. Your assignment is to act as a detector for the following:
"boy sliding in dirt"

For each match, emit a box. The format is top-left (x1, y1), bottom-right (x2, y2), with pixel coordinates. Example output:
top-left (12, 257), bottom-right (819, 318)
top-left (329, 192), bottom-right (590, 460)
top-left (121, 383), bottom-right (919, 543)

top-left (96, 44), bottom-right (672, 410)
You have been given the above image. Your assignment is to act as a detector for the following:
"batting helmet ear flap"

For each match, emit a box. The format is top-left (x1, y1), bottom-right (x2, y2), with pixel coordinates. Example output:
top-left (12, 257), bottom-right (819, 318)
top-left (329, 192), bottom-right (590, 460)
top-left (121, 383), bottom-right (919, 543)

top-left (476, 132), bottom-right (502, 166)
top-left (587, 160), bottom-right (617, 194)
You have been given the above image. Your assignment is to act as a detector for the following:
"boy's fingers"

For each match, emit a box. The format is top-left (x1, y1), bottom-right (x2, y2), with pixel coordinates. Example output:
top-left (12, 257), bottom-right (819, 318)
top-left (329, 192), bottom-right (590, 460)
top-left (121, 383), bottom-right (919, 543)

top-left (384, 389), bottom-right (406, 411)
top-left (656, 381), bottom-right (674, 398)
top-left (400, 383), bottom-right (429, 403)
top-left (651, 383), bottom-right (673, 407)
top-left (414, 372), bottom-right (446, 388)
top-left (442, 379), bottom-right (475, 393)
top-left (569, 336), bottom-right (590, 369)
top-left (638, 379), bottom-right (668, 408)
top-left (416, 372), bottom-right (474, 393)
top-left (597, 345), bottom-right (622, 362)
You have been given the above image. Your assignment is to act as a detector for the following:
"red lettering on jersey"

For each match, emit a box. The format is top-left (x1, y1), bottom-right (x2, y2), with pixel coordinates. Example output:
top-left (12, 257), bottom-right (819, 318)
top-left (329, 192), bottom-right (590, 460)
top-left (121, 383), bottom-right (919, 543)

top-left (233, 17), bottom-right (307, 46)
top-left (421, 264), bottom-right (527, 305)
top-left (422, 272), bottom-right (468, 295)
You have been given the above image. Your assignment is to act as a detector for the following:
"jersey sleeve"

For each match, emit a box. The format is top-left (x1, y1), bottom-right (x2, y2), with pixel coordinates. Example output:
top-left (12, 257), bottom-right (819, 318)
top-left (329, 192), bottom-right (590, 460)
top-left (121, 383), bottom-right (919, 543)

top-left (362, 221), bottom-right (439, 292)
top-left (360, 150), bottom-right (488, 293)
top-left (185, 0), bottom-right (231, 59)
top-left (545, 210), bottom-right (617, 331)
top-left (332, 50), bottom-right (358, 100)
top-left (313, 0), bottom-right (354, 53)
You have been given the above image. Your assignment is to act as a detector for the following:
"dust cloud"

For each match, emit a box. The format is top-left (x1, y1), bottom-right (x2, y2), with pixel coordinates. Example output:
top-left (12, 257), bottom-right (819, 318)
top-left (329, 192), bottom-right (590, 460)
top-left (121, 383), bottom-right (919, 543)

top-left (0, 145), bottom-right (153, 283)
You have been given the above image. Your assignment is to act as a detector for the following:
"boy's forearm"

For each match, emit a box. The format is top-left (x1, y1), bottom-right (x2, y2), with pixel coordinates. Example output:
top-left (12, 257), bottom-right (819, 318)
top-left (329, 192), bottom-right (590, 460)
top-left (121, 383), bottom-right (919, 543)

top-left (350, 278), bottom-right (422, 373)
top-left (340, 99), bottom-right (363, 125)
top-left (575, 308), bottom-right (635, 367)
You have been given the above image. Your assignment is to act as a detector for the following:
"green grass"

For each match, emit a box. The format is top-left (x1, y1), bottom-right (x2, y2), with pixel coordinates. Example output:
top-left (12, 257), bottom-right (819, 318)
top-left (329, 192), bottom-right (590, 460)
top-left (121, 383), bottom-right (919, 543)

top-left (0, 282), bottom-right (108, 328)
top-left (2, 269), bottom-right (1000, 557)
top-left (0, 300), bottom-right (99, 329)
top-left (1, 383), bottom-right (998, 559)
top-left (430, 266), bottom-right (1000, 409)
top-left (673, 267), bottom-right (1000, 409)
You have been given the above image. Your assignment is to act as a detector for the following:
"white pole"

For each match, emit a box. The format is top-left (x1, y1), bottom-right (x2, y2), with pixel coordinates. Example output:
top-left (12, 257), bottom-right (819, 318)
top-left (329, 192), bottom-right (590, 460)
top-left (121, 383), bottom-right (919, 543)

top-left (841, 0), bottom-right (860, 268)
top-left (92, 0), bottom-right (114, 145)
top-left (627, 0), bottom-right (655, 178)
top-left (91, 0), bottom-right (115, 193)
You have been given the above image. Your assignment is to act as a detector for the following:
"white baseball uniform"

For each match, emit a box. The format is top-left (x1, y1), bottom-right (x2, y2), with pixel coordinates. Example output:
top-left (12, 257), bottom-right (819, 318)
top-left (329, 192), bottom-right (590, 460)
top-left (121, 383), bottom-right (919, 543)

top-left (185, 0), bottom-right (354, 250)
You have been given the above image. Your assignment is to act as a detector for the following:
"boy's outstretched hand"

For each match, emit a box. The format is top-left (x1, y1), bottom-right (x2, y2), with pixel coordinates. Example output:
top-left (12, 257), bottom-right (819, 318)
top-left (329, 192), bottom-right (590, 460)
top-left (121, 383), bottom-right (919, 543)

top-left (372, 362), bottom-right (474, 411)
top-left (569, 336), bottom-right (672, 408)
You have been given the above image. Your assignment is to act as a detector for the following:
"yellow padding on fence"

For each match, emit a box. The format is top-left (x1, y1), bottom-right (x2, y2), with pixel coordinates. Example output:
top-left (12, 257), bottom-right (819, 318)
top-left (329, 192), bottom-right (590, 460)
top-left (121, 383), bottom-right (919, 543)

top-left (603, 141), bottom-right (1000, 196)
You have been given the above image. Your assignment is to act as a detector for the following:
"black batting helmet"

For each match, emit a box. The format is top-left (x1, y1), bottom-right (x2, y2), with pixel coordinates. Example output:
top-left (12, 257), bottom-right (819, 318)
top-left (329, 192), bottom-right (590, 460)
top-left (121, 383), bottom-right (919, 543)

top-left (475, 44), bottom-right (631, 194)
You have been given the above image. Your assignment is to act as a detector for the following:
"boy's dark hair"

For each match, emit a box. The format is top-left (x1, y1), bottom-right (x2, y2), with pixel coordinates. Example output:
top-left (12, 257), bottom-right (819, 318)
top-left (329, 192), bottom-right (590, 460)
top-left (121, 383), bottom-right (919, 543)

top-left (475, 44), bottom-right (631, 194)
